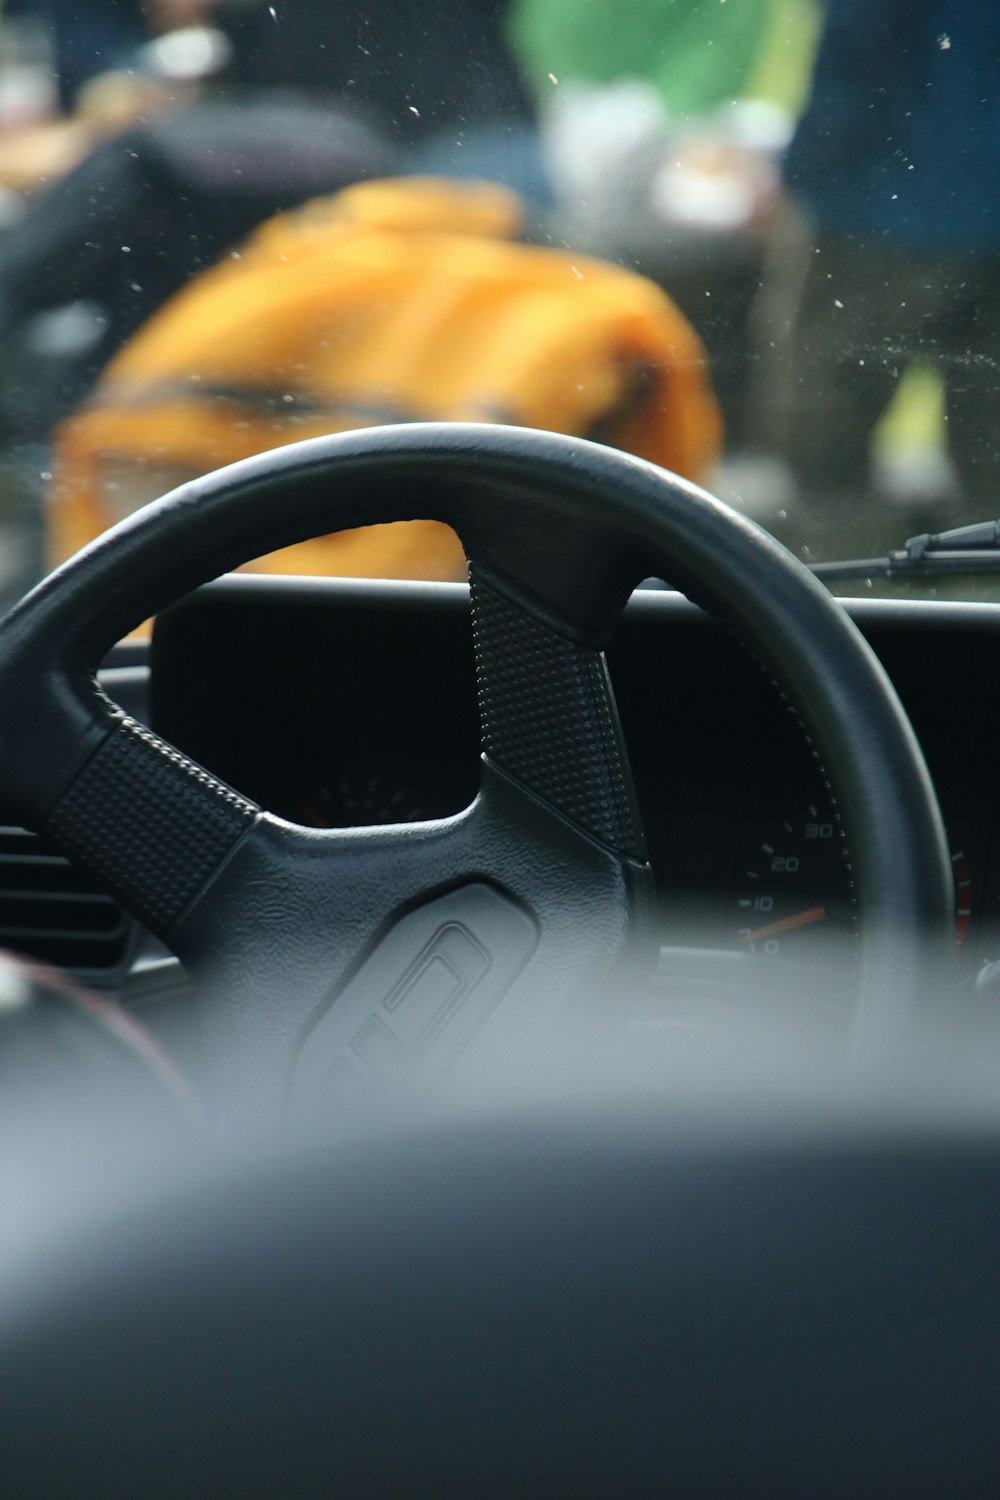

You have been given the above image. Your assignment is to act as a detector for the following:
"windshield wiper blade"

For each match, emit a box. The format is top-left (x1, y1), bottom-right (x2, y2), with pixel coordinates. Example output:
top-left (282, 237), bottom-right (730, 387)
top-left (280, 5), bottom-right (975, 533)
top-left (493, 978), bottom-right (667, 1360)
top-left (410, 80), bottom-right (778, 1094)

top-left (811, 520), bottom-right (1000, 582)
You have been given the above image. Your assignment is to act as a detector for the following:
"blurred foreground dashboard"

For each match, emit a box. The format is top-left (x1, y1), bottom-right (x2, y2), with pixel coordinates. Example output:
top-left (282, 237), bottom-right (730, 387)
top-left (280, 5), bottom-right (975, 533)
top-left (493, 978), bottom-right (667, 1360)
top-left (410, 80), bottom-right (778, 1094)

top-left (5, 576), bottom-right (1000, 1000)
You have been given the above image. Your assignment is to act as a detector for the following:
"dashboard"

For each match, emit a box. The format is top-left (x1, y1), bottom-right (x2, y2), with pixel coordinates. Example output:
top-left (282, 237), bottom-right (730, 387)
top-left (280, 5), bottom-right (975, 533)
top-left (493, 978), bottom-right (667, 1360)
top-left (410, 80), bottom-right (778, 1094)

top-left (142, 575), bottom-right (1000, 996)
top-left (3, 574), bottom-right (998, 1008)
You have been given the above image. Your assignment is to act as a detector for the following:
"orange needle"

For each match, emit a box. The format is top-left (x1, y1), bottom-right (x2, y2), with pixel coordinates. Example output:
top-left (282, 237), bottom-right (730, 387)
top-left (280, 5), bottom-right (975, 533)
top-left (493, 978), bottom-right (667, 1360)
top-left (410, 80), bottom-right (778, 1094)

top-left (739, 904), bottom-right (829, 944)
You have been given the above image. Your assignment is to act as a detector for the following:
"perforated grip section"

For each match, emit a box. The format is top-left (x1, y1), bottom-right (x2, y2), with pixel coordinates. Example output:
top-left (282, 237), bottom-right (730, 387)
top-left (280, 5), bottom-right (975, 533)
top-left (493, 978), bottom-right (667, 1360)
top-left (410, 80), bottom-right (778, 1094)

top-left (44, 717), bottom-right (258, 939)
top-left (470, 570), bottom-right (645, 858)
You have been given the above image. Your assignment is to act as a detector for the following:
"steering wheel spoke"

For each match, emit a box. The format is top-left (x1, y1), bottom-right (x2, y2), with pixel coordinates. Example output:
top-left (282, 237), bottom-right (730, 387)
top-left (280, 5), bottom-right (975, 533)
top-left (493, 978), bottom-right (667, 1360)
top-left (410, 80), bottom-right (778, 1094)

top-left (43, 715), bottom-right (259, 941)
top-left (469, 565), bottom-right (646, 860)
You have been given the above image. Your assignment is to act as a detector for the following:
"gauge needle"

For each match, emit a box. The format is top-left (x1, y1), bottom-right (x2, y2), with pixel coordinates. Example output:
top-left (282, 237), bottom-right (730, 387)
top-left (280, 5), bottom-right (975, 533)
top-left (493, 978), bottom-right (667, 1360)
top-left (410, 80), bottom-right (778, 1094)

top-left (740, 904), bottom-right (829, 943)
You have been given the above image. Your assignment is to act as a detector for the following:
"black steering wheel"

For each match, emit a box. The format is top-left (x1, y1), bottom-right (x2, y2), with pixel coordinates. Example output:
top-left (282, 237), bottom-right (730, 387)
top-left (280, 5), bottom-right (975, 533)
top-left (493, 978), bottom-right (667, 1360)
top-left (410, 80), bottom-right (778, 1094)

top-left (0, 424), bottom-right (953, 1111)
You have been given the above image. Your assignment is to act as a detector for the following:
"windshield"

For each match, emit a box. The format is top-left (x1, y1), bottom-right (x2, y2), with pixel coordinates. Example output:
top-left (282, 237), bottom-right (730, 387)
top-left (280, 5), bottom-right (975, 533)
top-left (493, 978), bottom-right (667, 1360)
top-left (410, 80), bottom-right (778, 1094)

top-left (0, 0), bottom-right (994, 608)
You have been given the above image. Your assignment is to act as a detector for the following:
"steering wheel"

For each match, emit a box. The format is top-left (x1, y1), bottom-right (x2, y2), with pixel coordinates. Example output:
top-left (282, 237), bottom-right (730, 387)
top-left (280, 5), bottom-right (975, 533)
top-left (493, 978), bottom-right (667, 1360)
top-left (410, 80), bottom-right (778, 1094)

top-left (0, 424), bottom-right (953, 1112)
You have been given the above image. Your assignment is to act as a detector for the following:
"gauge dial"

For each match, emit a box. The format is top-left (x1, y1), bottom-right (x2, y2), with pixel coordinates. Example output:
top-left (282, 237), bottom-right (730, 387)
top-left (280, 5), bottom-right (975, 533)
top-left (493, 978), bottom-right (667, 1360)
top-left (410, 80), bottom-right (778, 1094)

top-left (288, 760), bottom-right (480, 829)
top-left (729, 798), bottom-right (855, 960)
top-left (952, 848), bottom-right (974, 948)
top-left (729, 795), bottom-right (975, 955)
top-left (293, 772), bottom-right (430, 829)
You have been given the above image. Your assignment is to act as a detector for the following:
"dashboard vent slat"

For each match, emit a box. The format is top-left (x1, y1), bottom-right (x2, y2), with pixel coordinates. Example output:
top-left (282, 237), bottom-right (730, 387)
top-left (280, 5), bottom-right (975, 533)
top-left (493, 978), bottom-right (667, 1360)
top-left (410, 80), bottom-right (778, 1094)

top-left (0, 824), bottom-right (131, 970)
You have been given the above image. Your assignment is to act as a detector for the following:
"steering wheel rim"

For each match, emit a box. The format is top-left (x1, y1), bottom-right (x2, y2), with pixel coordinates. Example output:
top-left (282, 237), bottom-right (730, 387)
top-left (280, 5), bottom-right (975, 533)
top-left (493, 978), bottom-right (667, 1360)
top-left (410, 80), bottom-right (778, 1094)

top-left (0, 424), bottom-right (954, 1108)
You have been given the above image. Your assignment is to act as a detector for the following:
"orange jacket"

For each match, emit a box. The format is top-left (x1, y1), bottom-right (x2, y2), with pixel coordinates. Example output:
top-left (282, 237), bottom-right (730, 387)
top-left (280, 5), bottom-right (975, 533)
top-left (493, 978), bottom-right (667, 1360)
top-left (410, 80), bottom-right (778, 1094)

top-left (50, 176), bottom-right (721, 579)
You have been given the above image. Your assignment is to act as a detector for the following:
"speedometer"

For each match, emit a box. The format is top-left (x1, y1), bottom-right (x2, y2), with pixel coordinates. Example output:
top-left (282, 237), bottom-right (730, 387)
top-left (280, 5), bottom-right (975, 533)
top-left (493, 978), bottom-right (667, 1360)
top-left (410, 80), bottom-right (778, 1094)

top-left (728, 791), bottom-right (975, 957)
top-left (728, 795), bottom-right (856, 961)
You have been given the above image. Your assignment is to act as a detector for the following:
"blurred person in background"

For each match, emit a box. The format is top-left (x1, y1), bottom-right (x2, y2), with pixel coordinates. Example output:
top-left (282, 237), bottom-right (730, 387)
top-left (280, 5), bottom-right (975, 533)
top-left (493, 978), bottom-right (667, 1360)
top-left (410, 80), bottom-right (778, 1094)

top-left (754, 0), bottom-right (1000, 555)
top-left (4, 1), bottom-right (224, 109)
top-left (512, 0), bottom-right (778, 125)
top-left (10, 0), bottom-right (153, 109)
top-left (0, 0), bottom-right (394, 602)
top-left (0, 2), bottom-right (549, 608)
top-left (217, 0), bottom-right (546, 199)
top-left (0, 0), bottom-right (543, 439)
top-left (21, 0), bottom-right (543, 193)
top-left (510, 0), bottom-right (817, 451)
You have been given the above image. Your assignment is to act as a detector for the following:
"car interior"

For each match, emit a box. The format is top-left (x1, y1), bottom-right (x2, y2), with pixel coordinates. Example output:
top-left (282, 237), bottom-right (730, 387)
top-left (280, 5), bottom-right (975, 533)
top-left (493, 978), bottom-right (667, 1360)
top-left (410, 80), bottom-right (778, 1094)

top-left (4, 421), bottom-right (1000, 1496)
top-left (3, 3), bottom-right (1000, 1495)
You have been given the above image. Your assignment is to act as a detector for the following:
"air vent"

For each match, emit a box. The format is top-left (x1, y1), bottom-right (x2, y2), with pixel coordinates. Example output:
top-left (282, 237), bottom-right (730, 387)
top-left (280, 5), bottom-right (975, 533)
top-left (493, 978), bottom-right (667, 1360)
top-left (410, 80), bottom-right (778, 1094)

top-left (0, 825), bottom-right (131, 972)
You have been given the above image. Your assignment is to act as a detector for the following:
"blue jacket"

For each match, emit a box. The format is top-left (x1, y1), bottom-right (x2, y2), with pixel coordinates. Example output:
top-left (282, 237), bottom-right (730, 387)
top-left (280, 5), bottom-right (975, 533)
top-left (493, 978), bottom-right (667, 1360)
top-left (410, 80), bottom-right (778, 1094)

top-left (784, 0), bottom-right (1000, 252)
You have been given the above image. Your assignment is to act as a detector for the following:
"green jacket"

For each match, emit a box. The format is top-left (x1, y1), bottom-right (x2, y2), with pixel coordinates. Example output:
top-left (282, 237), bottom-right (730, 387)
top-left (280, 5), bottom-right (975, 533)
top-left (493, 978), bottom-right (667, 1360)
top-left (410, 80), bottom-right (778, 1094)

top-left (510, 0), bottom-right (779, 118)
